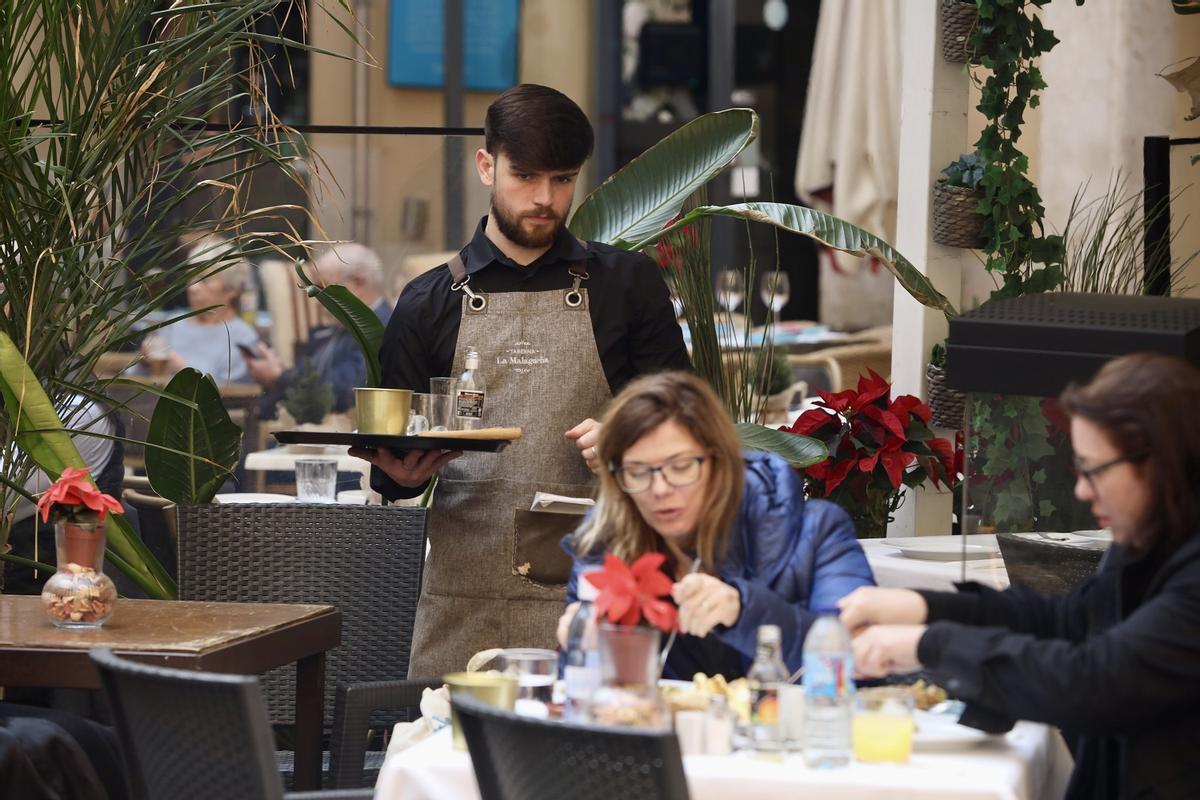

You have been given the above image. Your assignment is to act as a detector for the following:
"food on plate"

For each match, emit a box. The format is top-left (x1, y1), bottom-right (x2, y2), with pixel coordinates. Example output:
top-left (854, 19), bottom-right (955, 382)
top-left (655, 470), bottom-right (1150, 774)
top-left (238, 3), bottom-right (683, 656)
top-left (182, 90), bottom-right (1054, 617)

top-left (661, 673), bottom-right (752, 722)
top-left (858, 679), bottom-right (949, 712)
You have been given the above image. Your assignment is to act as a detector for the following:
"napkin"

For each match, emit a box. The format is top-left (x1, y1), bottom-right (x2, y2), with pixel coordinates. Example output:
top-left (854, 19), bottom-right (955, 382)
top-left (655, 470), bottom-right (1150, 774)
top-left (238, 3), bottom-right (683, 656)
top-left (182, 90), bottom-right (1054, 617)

top-left (529, 492), bottom-right (595, 515)
top-left (386, 686), bottom-right (451, 755)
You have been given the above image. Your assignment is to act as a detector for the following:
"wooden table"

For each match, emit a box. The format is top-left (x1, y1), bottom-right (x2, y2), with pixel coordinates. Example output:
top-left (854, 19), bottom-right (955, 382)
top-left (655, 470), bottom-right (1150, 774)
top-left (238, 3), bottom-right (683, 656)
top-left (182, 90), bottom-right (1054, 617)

top-left (0, 596), bottom-right (341, 791)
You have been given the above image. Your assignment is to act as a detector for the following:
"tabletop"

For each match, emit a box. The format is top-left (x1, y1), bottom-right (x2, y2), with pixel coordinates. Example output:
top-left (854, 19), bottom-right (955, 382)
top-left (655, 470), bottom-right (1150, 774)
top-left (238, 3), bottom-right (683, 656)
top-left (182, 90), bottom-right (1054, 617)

top-left (244, 444), bottom-right (369, 474)
top-left (861, 535), bottom-right (1011, 593)
top-left (376, 722), bottom-right (1072, 800)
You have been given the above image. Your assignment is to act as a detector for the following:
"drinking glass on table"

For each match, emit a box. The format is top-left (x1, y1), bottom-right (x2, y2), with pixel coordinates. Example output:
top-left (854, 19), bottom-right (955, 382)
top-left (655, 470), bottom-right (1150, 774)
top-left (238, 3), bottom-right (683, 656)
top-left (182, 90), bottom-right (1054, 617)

top-left (759, 270), bottom-right (791, 327)
top-left (852, 688), bottom-right (914, 763)
top-left (716, 269), bottom-right (744, 314)
top-left (295, 458), bottom-right (337, 503)
top-left (499, 648), bottom-right (558, 717)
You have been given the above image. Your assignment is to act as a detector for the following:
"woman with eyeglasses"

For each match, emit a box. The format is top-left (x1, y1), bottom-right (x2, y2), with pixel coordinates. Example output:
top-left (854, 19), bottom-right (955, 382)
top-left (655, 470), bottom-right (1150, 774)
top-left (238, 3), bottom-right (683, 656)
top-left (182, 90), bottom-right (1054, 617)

top-left (840, 352), bottom-right (1200, 800)
top-left (557, 370), bottom-right (874, 679)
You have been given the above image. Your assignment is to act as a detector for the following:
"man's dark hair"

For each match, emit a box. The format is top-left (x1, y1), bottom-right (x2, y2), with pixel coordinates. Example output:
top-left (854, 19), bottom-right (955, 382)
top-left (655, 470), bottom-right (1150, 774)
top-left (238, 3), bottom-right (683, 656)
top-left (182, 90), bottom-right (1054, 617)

top-left (484, 84), bottom-right (594, 171)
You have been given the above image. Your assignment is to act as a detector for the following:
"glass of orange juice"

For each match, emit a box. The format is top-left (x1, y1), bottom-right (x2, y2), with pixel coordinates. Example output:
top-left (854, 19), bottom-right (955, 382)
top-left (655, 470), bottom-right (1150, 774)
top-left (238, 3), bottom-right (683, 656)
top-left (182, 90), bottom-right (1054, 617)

top-left (852, 688), bottom-right (915, 763)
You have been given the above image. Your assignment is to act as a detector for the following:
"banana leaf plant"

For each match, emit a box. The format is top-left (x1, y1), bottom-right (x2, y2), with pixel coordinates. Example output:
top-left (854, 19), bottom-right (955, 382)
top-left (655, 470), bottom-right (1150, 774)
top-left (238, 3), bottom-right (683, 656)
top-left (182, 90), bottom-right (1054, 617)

top-left (566, 109), bottom-right (957, 466)
top-left (294, 261), bottom-right (386, 387)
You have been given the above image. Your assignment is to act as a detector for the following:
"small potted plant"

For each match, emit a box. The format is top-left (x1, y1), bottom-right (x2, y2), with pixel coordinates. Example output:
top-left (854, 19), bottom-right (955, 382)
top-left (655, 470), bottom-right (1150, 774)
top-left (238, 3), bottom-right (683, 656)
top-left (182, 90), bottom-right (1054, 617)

top-left (35, 467), bottom-right (123, 628)
top-left (932, 151), bottom-right (988, 249)
top-left (781, 370), bottom-right (959, 538)
top-left (925, 342), bottom-right (968, 430)
top-left (584, 552), bottom-right (676, 728)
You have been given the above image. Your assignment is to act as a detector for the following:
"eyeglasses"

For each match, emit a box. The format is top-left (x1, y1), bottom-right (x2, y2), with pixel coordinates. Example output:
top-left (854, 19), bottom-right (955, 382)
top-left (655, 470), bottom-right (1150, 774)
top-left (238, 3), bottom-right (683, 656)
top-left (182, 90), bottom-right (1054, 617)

top-left (1072, 451), bottom-right (1148, 488)
top-left (611, 455), bottom-right (708, 494)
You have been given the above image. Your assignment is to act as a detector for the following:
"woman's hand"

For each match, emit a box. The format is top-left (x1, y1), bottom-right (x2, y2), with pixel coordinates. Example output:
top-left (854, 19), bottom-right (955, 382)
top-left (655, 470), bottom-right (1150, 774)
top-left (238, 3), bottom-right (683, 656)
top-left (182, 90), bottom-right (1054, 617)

top-left (851, 624), bottom-right (926, 679)
top-left (347, 446), bottom-right (462, 488)
top-left (673, 573), bottom-right (739, 638)
top-left (557, 601), bottom-right (580, 649)
top-left (838, 587), bottom-right (928, 634)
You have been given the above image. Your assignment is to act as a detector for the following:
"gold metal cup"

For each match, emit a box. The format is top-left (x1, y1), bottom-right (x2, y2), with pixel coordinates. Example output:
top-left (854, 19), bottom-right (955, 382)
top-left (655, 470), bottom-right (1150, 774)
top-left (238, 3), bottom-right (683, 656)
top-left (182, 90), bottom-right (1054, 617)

top-left (445, 671), bottom-right (518, 750)
top-left (354, 388), bottom-right (412, 435)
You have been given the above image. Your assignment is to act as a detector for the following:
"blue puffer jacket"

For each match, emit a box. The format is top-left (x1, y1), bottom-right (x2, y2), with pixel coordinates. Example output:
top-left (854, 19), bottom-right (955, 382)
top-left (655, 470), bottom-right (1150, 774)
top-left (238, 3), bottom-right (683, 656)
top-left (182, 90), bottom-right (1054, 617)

top-left (563, 451), bottom-right (876, 674)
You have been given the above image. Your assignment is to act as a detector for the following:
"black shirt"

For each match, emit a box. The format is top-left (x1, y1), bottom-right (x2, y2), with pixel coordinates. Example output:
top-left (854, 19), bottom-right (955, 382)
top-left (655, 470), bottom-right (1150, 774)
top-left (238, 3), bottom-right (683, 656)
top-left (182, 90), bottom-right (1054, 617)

top-left (379, 217), bottom-right (691, 396)
top-left (374, 217), bottom-right (692, 499)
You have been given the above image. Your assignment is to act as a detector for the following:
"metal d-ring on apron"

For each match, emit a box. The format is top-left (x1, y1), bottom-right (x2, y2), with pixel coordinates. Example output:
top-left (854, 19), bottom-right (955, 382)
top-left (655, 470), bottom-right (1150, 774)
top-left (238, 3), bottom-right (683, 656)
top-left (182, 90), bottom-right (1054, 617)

top-left (407, 250), bottom-right (612, 679)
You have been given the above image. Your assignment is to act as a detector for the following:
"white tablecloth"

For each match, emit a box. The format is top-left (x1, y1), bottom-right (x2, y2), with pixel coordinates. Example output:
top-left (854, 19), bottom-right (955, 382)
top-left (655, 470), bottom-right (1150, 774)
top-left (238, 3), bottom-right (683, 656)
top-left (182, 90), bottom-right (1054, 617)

top-left (244, 445), bottom-right (369, 474)
top-left (375, 723), bottom-right (1072, 800)
top-left (861, 536), bottom-right (1011, 592)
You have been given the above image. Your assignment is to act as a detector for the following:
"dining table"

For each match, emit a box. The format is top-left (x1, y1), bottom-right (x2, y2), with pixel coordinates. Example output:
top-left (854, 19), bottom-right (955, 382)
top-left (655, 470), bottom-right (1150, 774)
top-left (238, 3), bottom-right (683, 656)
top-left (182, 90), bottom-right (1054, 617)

top-left (0, 595), bottom-right (341, 791)
top-left (860, 534), bottom-right (1011, 592)
top-left (374, 719), bottom-right (1073, 800)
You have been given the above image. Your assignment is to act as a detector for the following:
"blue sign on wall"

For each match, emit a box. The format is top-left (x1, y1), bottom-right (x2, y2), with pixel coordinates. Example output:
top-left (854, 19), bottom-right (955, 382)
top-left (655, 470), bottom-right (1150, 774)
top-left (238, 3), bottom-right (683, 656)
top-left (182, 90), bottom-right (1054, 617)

top-left (387, 0), bottom-right (520, 91)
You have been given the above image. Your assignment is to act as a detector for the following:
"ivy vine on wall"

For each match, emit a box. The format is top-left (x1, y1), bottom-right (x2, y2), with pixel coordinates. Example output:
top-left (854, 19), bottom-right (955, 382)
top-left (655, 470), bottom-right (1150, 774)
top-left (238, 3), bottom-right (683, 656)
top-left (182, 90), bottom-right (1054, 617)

top-left (969, 0), bottom-right (1084, 300)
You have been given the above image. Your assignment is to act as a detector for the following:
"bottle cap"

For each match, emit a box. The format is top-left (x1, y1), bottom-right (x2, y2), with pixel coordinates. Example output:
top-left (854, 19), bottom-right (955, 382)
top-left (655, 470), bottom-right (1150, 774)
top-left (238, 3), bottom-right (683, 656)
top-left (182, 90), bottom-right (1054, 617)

top-left (756, 623), bottom-right (781, 644)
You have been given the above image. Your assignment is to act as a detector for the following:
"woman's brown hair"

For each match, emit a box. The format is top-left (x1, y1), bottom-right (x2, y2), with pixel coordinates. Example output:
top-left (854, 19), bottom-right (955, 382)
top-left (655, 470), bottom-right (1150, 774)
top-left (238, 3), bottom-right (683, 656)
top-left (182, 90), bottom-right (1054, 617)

top-left (1060, 352), bottom-right (1200, 551)
top-left (574, 371), bottom-right (744, 573)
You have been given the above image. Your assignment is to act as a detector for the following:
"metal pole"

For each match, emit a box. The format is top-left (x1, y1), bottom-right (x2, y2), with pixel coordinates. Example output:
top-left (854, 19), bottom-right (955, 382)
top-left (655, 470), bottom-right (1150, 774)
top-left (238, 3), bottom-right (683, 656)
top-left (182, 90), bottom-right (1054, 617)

top-left (1143, 136), bottom-right (1171, 296)
top-left (443, 0), bottom-right (465, 249)
top-left (592, 0), bottom-right (621, 185)
top-left (707, 0), bottom-right (736, 281)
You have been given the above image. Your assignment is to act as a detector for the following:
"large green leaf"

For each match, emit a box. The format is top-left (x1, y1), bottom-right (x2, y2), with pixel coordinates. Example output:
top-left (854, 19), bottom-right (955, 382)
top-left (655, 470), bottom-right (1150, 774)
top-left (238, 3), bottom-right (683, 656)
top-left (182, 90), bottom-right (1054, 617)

top-left (294, 261), bottom-right (385, 386)
top-left (736, 422), bottom-right (828, 469)
top-left (144, 368), bottom-right (242, 505)
top-left (568, 109), bottom-right (759, 248)
top-left (638, 203), bottom-right (958, 319)
top-left (0, 333), bottom-right (175, 598)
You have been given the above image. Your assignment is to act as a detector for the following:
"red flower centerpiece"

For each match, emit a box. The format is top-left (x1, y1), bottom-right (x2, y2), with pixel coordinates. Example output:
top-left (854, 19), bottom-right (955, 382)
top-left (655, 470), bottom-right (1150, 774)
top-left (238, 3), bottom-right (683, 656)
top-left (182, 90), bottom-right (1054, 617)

top-left (584, 553), bottom-right (676, 729)
top-left (36, 467), bottom-right (122, 628)
top-left (781, 370), bottom-right (959, 537)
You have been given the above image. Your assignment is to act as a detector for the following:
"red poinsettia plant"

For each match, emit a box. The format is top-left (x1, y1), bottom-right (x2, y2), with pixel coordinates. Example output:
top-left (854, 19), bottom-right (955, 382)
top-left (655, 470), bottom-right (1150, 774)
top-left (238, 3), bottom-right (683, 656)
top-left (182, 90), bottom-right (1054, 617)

top-left (780, 370), bottom-right (959, 537)
top-left (36, 467), bottom-right (122, 525)
top-left (585, 552), bottom-right (678, 632)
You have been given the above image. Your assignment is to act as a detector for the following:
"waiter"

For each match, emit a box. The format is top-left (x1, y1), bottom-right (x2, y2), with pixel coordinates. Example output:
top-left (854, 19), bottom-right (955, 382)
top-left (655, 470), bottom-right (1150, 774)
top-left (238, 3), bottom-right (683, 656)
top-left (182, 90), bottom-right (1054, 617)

top-left (354, 84), bottom-right (690, 678)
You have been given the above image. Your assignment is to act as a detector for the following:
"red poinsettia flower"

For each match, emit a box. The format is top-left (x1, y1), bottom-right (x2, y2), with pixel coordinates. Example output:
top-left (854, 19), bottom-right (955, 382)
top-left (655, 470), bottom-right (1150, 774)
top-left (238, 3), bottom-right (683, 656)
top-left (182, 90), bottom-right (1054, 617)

top-left (585, 552), bottom-right (678, 632)
top-left (36, 467), bottom-right (123, 524)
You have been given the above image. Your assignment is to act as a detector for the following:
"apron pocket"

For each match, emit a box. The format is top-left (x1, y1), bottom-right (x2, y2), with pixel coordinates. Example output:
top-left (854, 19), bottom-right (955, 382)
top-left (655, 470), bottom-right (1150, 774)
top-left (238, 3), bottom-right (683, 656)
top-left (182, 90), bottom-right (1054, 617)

top-left (512, 509), bottom-right (576, 587)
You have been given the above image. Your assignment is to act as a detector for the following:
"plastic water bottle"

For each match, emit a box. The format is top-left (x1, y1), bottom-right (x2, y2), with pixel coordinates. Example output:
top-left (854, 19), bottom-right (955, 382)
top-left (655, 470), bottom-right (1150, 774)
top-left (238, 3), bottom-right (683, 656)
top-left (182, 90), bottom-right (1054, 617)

top-left (802, 610), bottom-right (854, 768)
top-left (562, 599), bottom-right (600, 722)
top-left (747, 624), bottom-right (790, 751)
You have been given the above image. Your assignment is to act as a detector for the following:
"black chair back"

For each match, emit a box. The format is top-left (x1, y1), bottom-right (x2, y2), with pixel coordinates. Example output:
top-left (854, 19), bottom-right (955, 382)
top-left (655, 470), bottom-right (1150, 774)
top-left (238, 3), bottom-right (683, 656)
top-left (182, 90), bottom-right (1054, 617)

top-left (175, 503), bottom-right (427, 727)
top-left (90, 647), bottom-right (283, 800)
top-left (453, 694), bottom-right (691, 800)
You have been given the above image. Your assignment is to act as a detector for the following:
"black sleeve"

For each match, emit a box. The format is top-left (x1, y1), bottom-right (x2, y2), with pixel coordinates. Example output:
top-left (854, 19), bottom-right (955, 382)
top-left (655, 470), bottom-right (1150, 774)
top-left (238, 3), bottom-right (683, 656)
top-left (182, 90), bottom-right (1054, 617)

top-left (918, 579), bottom-right (1094, 642)
top-left (373, 275), bottom-right (444, 501)
top-left (916, 575), bottom-right (1200, 734)
top-left (627, 252), bottom-right (691, 376)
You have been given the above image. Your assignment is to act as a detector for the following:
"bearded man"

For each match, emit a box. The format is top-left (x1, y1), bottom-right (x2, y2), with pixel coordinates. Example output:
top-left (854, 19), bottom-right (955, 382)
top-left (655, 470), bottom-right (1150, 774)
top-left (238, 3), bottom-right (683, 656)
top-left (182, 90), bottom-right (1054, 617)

top-left (357, 84), bottom-right (690, 678)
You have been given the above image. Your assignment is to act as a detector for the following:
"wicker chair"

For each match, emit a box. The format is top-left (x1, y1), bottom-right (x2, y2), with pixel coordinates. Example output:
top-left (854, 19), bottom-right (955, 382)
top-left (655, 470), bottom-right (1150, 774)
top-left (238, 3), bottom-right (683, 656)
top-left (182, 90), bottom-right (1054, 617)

top-left (453, 694), bottom-right (691, 800)
top-left (90, 647), bottom-right (372, 800)
top-left (175, 503), bottom-right (428, 787)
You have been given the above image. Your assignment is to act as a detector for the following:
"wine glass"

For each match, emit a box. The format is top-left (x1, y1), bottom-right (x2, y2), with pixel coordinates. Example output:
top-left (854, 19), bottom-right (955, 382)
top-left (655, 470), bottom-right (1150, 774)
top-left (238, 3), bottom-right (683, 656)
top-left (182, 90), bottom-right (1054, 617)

top-left (716, 269), bottom-right (744, 314)
top-left (759, 270), bottom-right (791, 327)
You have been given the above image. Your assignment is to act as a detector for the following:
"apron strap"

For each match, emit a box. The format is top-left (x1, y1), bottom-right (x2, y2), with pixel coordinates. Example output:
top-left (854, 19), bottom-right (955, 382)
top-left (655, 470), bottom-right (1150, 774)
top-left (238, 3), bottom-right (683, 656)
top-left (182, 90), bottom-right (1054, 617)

top-left (564, 262), bottom-right (589, 309)
top-left (448, 253), bottom-right (488, 312)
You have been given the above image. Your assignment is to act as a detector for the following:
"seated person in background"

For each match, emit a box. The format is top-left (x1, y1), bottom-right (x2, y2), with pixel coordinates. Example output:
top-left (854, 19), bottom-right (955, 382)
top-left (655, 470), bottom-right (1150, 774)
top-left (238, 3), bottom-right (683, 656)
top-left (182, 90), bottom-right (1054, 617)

top-left (558, 371), bottom-right (874, 680)
top-left (842, 352), bottom-right (1200, 800)
top-left (139, 234), bottom-right (259, 384)
top-left (245, 242), bottom-right (390, 418)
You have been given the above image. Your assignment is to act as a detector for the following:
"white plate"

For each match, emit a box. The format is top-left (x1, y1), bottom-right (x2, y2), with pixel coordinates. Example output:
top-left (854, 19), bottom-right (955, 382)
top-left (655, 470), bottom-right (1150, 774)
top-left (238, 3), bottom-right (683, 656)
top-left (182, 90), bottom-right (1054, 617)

top-left (214, 492), bottom-right (295, 504)
top-left (881, 540), bottom-right (997, 561)
top-left (913, 710), bottom-right (1000, 749)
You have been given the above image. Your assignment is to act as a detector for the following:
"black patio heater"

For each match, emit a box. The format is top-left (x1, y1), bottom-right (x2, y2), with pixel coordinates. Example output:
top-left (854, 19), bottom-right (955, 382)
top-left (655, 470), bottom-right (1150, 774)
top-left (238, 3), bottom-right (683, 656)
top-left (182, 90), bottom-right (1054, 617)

top-left (944, 292), bottom-right (1200, 592)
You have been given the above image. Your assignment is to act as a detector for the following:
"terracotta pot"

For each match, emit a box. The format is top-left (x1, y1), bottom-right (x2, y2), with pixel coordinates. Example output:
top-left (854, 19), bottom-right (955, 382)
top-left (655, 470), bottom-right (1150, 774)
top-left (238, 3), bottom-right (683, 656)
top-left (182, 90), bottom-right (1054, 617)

top-left (56, 520), bottom-right (106, 569)
top-left (598, 623), bottom-right (660, 687)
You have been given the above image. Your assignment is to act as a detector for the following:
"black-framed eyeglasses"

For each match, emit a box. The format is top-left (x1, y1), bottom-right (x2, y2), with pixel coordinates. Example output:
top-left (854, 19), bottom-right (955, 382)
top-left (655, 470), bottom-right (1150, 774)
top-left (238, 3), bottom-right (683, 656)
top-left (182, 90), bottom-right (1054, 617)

top-left (1072, 451), bottom-right (1148, 487)
top-left (611, 455), bottom-right (708, 494)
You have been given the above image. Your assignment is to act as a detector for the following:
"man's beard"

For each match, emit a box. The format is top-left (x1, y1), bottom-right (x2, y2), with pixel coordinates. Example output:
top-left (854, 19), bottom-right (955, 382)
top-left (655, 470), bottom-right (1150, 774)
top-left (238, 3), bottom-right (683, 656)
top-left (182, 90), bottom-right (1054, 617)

top-left (491, 195), bottom-right (566, 249)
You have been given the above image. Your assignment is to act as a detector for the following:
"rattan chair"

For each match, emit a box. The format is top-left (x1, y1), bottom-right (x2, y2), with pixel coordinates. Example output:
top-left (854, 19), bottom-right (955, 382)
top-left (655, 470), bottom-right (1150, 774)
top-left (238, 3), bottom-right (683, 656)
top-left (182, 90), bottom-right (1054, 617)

top-left (453, 694), bottom-right (691, 800)
top-left (90, 647), bottom-right (371, 800)
top-left (175, 503), bottom-right (427, 787)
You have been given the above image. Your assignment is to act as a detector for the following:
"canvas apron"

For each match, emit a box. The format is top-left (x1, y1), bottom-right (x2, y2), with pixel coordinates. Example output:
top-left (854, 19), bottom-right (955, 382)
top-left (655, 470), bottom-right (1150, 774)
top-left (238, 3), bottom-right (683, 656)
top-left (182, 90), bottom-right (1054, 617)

top-left (407, 254), bottom-right (611, 678)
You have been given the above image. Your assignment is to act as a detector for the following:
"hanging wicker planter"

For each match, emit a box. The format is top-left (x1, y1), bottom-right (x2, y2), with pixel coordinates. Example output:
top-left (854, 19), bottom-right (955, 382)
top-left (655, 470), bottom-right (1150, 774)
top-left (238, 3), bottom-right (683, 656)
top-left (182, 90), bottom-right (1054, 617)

top-left (926, 362), bottom-right (967, 430)
top-left (931, 179), bottom-right (987, 249)
top-left (941, 0), bottom-right (993, 65)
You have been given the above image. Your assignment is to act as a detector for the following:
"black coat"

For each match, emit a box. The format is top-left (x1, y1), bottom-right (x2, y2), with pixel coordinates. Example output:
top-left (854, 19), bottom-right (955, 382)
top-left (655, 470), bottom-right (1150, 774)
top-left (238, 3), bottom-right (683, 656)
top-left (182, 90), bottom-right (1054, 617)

top-left (916, 533), bottom-right (1200, 800)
